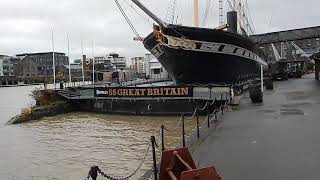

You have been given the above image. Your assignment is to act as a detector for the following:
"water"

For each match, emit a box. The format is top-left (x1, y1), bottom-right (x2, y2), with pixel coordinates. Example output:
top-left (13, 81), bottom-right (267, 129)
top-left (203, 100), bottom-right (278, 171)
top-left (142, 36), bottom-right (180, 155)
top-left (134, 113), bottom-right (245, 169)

top-left (0, 85), bottom-right (197, 179)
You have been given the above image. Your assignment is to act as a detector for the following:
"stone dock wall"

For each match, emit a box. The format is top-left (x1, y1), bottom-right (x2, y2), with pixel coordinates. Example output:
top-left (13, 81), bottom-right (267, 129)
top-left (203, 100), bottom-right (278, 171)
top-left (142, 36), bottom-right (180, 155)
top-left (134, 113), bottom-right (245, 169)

top-left (7, 101), bottom-right (75, 124)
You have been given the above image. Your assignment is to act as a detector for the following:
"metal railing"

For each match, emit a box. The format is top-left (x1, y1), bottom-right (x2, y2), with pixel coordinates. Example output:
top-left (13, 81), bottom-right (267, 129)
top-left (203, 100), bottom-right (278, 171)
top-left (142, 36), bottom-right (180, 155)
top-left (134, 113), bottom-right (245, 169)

top-left (160, 94), bottom-right (230, 151)
top-left (85, 92), bottom-right (230, 180)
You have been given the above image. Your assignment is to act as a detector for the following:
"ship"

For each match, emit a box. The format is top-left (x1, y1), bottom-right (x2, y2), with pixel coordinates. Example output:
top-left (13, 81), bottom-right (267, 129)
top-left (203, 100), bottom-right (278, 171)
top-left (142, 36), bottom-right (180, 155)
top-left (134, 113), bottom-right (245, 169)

top-left (123, 0), bottom-right (268, 85)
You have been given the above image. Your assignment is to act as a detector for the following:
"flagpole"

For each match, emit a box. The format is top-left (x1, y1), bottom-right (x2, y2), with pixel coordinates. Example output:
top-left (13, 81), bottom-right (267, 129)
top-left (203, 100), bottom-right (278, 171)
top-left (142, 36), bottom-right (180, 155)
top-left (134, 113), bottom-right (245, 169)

top-left (67, 33), bottom-right (72, 84)
top-left (81, 40), bottom-right (85, 85)
top-left (261, 65), bottom-right (264, 93)
top-left (52, 30), bottom-right (56, 90)
top-left (92, 41), bottom-right (95, 85)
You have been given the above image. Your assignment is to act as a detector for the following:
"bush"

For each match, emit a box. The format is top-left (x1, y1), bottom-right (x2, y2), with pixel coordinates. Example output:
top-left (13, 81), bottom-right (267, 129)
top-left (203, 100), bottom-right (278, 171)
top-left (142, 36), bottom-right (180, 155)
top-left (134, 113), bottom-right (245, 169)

top-left (30, 88), bottom-right (52, 106)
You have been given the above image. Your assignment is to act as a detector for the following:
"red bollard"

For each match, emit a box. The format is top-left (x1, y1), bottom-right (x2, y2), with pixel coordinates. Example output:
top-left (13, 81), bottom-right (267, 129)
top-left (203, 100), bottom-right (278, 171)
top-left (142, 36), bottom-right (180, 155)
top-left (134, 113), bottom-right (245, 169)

top-left (159, 148), bottom-right (222, 180)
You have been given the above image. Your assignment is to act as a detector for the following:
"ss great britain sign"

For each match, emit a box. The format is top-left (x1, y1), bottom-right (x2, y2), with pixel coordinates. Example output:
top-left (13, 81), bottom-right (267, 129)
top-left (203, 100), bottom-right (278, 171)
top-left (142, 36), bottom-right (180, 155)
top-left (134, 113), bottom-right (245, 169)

top-left (95, 86), bottom-right (193, 98)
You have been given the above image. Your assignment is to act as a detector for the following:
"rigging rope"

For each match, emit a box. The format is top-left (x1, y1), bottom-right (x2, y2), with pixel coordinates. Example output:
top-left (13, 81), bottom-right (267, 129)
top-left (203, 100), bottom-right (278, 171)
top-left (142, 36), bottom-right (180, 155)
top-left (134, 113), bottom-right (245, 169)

top-left (165, 0), bottom-right (177, 24)
top-left (267, 0), bottom-right (278, 32)
top-left (122, 0), bottom-right (153, 25)
top-left (114, 0), bottom-right (143, 42)
top-left (201, 0), bottom-right (213, 27)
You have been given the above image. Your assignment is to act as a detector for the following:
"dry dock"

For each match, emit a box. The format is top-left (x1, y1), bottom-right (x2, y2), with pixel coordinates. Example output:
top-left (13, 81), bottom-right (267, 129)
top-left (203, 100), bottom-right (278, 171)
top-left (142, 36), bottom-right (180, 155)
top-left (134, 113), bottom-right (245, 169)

top-left (192, 74), bottom-right (320, 180)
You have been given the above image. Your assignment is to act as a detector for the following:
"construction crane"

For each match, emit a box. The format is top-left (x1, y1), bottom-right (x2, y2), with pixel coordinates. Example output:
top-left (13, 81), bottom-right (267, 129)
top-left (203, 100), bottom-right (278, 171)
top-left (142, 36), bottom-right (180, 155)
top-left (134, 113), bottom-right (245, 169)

top-left (291, 42), bottom-right (315, 64)
top-left (269, 43), bottom-right (289, 80)
top-left (271, 43), bottom-right (281, 61)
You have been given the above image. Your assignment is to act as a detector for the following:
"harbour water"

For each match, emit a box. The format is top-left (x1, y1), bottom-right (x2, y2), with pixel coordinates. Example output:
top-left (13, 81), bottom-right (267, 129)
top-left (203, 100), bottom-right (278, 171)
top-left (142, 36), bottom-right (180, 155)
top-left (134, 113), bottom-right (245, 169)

top-left (0, 85), bottom-right (197, 179)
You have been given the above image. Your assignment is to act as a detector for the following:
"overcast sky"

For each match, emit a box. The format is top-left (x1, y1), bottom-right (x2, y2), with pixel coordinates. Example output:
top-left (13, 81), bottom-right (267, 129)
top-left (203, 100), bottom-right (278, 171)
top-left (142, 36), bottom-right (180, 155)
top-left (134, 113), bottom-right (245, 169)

top-left (0, 0), bottom-right (319, 64)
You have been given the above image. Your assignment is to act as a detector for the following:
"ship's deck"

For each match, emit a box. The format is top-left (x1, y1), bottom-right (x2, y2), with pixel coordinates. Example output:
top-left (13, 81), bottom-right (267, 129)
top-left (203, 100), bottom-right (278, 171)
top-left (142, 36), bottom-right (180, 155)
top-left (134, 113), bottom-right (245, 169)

top-left (192, 74), bottom-right (320, 180)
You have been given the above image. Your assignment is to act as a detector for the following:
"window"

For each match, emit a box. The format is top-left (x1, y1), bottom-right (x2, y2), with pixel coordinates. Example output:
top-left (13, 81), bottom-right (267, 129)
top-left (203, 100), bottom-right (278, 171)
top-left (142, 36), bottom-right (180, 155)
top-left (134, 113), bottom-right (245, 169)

top-left (153, 69), bottom-right (160, 74)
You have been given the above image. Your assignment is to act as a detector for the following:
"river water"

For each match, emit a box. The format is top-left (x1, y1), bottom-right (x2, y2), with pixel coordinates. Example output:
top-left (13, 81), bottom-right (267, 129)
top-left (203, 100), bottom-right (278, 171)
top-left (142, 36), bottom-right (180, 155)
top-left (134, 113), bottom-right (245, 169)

top-left (0, 85), bottom-right (197, 180)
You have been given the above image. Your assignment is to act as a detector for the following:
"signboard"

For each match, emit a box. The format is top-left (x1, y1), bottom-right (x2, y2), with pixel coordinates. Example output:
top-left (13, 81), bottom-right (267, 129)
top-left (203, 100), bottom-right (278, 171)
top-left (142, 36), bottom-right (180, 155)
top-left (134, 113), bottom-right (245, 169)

top-left (94, 86), bottom-right (193, 98)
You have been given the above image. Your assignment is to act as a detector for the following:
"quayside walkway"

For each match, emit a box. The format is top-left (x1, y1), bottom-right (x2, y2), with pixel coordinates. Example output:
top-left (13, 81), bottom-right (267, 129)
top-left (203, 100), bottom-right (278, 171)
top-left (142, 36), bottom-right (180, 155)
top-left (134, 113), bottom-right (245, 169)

top-left (192, 74), bottom-right (320, 180)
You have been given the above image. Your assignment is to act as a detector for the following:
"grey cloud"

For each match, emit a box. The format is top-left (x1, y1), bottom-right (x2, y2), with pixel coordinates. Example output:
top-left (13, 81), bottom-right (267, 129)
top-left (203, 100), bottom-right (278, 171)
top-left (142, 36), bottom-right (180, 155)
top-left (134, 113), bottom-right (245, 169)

top-left (0, 0), bottom-right (319, 62)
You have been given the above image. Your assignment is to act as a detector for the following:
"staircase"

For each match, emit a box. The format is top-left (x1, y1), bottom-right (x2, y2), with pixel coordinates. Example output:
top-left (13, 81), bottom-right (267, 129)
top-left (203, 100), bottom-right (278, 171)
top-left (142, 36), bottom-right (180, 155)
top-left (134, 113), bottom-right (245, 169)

top-left (56, 88), bottom-right (80, 99)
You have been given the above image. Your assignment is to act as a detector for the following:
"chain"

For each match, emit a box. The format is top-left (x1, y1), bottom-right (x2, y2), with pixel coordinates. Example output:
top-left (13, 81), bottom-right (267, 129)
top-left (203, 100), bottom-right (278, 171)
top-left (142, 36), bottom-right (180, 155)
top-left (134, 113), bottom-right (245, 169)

top-left (186, 105), bottom-right (198, 120)
top-left (199, 115), bottom-right (209, 125)
top-left (157, 128), bottom-right (164, 156)
top-left (156, 128), bottom-right (162, 148)
top-left (198, 101), bottom-right (208, 111)
top-left (163, 115), bottom-right (183, 132)
top-left (209, 109), bottom-right (217, 116)
top-left (184, 131), bottom-right (191, 137)
top-left (209, 99), bottom-right (216, 105)
top-left (87, 143), bottom-right (151, 180)
top-left (216, 102), bottom-right (224, 113)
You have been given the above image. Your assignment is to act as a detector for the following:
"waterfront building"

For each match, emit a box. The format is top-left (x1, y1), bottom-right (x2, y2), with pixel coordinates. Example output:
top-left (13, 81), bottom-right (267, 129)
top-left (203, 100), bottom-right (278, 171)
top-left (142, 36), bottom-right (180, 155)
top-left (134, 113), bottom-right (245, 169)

top-left (145, 53), bottom-right (169, 79)
top-left (131, 56), bottom-right (146, 74)
top-left (107, 53), bottom-right (127, 70)
top-left (61, 53), bottom-right (128, 82)
top-left (15, 52), bottom-right (68, 79)
top-left (0, 55), bottom-right (19, 76)
top-left (95, 56), bottom-right (114, 71)
top-left (62, 64), bottom-right (83, 81)
top-left (14, 56), bottom-right (38, 78)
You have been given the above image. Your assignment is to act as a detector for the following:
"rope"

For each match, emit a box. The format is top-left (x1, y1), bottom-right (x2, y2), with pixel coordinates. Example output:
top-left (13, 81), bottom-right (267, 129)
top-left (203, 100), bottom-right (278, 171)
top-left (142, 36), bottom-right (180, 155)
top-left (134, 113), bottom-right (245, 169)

top-left (114, 0), bottom-right (143, 42)
top-left (201, 0), bottom-right (213, 27)
top-left (122, 0), bottom-right (153, 25)
top-left (267, 0), bottom-right (278, 32)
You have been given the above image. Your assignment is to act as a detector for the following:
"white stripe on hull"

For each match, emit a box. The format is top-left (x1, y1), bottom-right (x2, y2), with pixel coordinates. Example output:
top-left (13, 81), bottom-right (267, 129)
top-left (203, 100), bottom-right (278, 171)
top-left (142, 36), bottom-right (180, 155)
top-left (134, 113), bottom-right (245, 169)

top-left (151, 34), bottom-right (268, 66)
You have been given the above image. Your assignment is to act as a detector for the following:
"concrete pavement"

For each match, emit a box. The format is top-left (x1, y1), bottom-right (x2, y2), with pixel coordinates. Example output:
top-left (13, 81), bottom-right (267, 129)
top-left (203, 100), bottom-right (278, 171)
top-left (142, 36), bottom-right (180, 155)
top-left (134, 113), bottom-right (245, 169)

top-left (192, 74), bottom-right (320, 180)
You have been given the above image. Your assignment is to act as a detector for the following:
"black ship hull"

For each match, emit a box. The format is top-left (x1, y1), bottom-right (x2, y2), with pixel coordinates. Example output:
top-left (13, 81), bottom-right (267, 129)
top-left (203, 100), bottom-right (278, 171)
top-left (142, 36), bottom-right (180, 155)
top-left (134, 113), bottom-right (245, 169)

top-left (143, 25), bottom-right (267, 85)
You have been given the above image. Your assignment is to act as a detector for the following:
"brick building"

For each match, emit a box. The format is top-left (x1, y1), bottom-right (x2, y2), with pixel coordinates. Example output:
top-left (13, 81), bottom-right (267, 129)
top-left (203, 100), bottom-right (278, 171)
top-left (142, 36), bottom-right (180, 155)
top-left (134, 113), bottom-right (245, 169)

top-left (15, 52), bottom-right (68, 78)
top-left (14, 56), bottom-right (38, 78)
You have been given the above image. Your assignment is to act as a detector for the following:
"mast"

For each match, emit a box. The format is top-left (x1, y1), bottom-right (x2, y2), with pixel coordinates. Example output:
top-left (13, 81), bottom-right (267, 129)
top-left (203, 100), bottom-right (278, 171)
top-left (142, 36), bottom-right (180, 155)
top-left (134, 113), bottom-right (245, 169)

top-left (52, 30), bottom-right (56, 90)
top-left (219, 0), bottom-right (224, 25)
top-left (81, 40), bottom-right (85, 84)
top-left (67, 33), bottom-right (71, 84)
top-left (194, 0), bottom-right (199, 27)
top-left (92, 41), bottom-right (95, 85)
